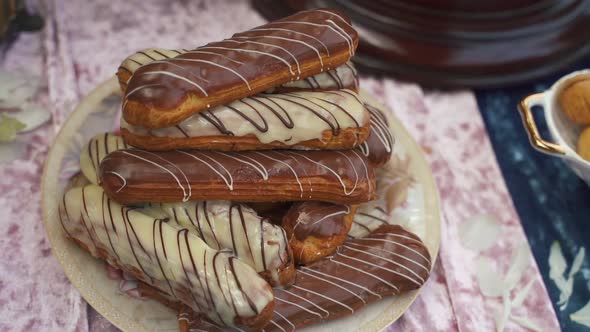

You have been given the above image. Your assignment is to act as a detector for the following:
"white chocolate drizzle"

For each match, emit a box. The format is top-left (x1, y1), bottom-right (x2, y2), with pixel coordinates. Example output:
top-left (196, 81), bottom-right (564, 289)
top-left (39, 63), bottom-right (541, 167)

top-left (59, 185), bottom-right (274, 329)
top-left (140, 201), bottom-right (292, 286)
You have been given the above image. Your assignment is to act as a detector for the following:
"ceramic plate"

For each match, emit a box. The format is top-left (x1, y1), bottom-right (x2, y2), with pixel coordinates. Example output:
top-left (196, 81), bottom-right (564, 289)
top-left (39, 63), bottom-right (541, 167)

top-left (42, 77), bottom-right (441, 332)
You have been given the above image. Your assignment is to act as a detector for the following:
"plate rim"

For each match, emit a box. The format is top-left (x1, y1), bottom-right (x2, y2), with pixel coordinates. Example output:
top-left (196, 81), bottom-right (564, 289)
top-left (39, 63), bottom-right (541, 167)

top-left (41, 77), bottom-right (441, 332)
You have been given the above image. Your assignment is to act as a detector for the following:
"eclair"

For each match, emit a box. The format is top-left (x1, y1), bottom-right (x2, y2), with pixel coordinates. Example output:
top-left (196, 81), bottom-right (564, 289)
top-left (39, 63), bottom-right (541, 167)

top-left (122, 9), bottom-right (358, 129)
top-left (98, 149), bottom-right (375, 204)
top-left (175, 225), bottom-right (431, 332)
top-left (141, 201), bottom-right (295, 286)
top-left (118, 48), bottom-right (358, 93)
top-left (59, 185), bottom-right (275, 330)
top-left (121, 89), bottom-right (370, 151)
top-left (282, 202), bottom-right (356, 265)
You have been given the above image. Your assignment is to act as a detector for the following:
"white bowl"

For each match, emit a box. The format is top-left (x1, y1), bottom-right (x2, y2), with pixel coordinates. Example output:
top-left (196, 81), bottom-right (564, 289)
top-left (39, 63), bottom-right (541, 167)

top-left (518, 69), bottom-right (590, 186)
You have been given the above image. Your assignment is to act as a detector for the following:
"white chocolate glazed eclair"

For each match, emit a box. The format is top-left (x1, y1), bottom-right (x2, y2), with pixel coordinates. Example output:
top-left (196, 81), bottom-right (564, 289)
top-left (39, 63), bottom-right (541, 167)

top-left (121, 89), bottom-right (370, 151)
top-left (59, 185), bottom-right (275, 330)
top-left (141, 201), bottom-right (295, 286)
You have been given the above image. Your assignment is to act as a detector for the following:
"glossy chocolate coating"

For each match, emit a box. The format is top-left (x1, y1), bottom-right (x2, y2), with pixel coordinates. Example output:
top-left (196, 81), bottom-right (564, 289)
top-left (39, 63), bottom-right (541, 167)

top-left (99, 149), bottom-right (375, 204)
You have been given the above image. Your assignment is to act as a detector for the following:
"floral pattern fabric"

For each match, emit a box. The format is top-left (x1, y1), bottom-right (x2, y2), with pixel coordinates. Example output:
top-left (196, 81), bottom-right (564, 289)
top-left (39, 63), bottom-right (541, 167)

top-left (0, 0), bottom-right (560, 331)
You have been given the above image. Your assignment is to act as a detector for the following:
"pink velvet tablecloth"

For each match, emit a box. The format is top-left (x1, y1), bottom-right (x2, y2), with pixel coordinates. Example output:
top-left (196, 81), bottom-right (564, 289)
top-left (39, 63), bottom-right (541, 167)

top-left (0, 1), bottom-right (560, 331)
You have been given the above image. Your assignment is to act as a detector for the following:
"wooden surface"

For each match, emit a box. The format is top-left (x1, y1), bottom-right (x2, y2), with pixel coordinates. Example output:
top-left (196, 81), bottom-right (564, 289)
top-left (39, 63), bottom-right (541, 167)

top-left (253, 0), bottom-right (590, 88)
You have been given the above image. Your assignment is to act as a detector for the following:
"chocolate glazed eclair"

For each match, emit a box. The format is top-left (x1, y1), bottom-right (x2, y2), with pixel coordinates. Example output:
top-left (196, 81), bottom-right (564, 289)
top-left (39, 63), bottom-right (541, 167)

top-left (98, 149), bottom-right (376, 205)
top-left (175, 224), bottom-right (431, 332)
top-left (122, 9), bottom-right (358, 129)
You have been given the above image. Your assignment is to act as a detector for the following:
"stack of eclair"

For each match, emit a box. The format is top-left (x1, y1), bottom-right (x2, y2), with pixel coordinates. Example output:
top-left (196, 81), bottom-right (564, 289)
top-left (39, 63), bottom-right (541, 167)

top-left (59, 8), bottom-right (431, 331)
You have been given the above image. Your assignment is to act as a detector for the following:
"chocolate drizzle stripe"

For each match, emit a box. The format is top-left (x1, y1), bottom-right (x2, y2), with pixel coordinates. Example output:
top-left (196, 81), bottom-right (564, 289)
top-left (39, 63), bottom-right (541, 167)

top-left (202, 201), bottom-right (222, 248)
top-left (80, 187), bottom-right (98, 248)
top-left (222, 264), bottom-right (240, 321)
top-left (226, 104), bottom-right (268, 132)
top-left (230, 258), bottom-right (258, 313)
top-left (249, 96), bottom-right (294, 128)
top-left (123, 88), bottom-right (365, 144)
top-left (177, 230), bottom-right (200, 308)
top-left (182, 229), bottom-right (211, 310)
top-left (153, 219), bottom-right (175, 295)
top-left (101, 193), bottom-right (120, 260)
top-left (213, 252), bottom-right (231, 308)
top-left (104, 194), bottom-right (117, 235)
top-left (62, 185), bottom-right (274, 329)
top-left (58, 199), bottom-right (74, 239)
top-left (270, 95), bottom-right (340, 135)
top-left (148, 201), bottom-right (292, 286)
top-left (121, 207), bottom-right (153, 282)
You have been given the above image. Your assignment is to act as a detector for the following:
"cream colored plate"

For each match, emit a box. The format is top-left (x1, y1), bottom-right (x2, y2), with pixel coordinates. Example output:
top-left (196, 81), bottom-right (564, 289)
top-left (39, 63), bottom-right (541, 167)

top-left (42, 77), bottom-right (441, 332)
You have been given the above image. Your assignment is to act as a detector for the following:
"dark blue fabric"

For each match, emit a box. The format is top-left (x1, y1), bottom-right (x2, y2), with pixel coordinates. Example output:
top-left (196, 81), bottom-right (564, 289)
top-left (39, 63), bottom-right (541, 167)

top-left (475, 61), bottom-right (590, 331)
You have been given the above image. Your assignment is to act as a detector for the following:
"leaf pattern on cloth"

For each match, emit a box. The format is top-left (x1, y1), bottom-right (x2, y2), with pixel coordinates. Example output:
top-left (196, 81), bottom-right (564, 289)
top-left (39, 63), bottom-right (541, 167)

top-left (377, 155), bottom-right (415, 214)
top-left (0, 69), bottom-right (51, 162)
top-left (570, 301), bottom-right (590, 327)
top-left (0, 115), bottom-right (25, 142)
top-left (462, 214), bottom-right (541, 331)
top-left (549, 241), bottom-right (585, 311)
top-left (459, 214), bottom-right (501, 252)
